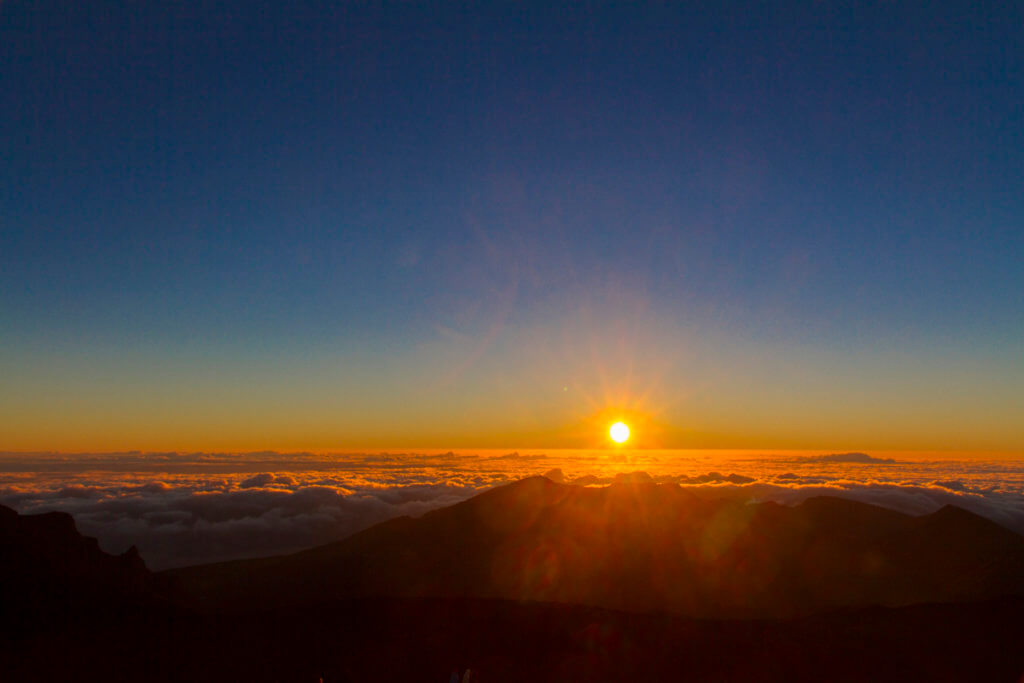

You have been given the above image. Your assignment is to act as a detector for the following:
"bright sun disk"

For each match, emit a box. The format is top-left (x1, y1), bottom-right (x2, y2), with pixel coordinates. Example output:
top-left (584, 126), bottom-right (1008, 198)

top-left (610, 421), bottom-right (630, 444)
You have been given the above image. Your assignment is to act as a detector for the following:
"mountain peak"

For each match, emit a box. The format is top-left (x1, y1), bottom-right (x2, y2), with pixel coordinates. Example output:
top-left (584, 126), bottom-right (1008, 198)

top-left (170, 477), bottom-right (1024, 618)
top-left (1, 504), bottom-right (154, 617)
top-left (932, 503), bottom-right (982, 519)
top-left (610, 471), bottom-right (656, 486)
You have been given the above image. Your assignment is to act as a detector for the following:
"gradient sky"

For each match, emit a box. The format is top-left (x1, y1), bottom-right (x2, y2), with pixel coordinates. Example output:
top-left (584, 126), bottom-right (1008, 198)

top-left (2, 1), bottom-right (1022, 452)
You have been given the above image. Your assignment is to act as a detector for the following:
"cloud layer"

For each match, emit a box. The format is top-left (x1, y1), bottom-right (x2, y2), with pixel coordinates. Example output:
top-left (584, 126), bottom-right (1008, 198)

top-left (2, 450), bottom-right (1022, 570)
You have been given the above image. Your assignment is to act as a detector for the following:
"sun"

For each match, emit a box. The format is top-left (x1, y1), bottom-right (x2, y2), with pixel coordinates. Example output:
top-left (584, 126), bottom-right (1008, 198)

top-left (609, 421), bottom-right (630, 444)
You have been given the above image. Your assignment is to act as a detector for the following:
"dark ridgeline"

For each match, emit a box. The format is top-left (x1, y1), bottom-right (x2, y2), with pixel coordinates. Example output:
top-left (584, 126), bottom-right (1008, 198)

top-left (2, 479), bottom-right (1024, 682)
top-left (0, 504), bottom-right (152, 620)
top-left (169, 475), bottom-right (1024, 617)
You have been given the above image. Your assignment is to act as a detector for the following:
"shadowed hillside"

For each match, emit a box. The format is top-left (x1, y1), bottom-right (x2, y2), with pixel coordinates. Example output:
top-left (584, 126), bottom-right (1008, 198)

top-left (5, 482), bottom-right (1024, 681)
top-left (168, 476), bottom-right (1024, 617)
top-left (0, 503), bottom-right (153, 630)
top-left (4, 596), bottom-right (1024, 682)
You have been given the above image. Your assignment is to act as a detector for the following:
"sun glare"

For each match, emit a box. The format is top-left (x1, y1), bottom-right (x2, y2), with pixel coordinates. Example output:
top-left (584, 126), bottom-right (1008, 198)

top-left (609, 421), bottom-right (630, 444)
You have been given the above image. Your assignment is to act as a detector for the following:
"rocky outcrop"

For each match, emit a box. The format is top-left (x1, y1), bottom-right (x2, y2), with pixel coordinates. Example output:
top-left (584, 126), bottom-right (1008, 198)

top-left (0, 504), bottom-right (153, 621)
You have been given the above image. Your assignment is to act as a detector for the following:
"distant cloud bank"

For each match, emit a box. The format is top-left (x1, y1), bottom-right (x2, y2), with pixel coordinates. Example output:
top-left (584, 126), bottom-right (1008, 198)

top-left (799, 452), bottom-right (897, 464)
top-left (1, 450), bottom-right (1021, 570)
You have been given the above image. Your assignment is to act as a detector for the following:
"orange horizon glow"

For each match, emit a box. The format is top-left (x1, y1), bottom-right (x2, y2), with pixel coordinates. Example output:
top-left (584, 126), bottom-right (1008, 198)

top-left (2, 303), bottom-right (1021, 454)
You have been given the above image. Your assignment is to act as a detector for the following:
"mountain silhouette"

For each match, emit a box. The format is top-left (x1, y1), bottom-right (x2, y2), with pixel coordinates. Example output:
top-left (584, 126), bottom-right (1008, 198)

top-left (0, 503), bottom-right (153, 630)
top-left (6, 482), bottom-right (1024, 681)
top-left (169, 476), bottom-right (1024, 617)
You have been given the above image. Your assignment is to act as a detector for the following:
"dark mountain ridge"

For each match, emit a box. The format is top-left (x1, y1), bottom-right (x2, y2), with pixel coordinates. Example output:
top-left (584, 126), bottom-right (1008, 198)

top-left (168, 476), bottom-right (1024, 618)
top-left (1, 503), bottom-right (152, 622)
top-left (5, 482), bottom-right (1024, 681)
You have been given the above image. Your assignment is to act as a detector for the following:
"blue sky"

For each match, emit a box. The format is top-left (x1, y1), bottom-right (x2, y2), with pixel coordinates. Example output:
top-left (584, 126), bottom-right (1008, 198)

top-left (2, 1), bottom-right (1021, 450)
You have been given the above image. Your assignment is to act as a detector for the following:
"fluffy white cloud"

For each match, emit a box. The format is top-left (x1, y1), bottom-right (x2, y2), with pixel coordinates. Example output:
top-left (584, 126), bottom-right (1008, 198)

top-left (1, 450), bottom-right (1021, 570)
top-left (1, 477), bottom-right (486, 569)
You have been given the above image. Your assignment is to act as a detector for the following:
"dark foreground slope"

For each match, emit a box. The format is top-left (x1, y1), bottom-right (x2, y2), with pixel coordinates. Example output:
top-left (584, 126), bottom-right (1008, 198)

top-left (4, 483), bottom-right (1024, 682)
top-left (4, 595), bottom-right (1024, 682)
top-left (170, 476), bottom-right (1024, 617)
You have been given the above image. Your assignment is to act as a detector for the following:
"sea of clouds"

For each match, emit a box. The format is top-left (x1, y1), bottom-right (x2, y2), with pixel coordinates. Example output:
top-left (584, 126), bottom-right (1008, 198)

top-left (1, 450), bottom-right (1022, 570)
